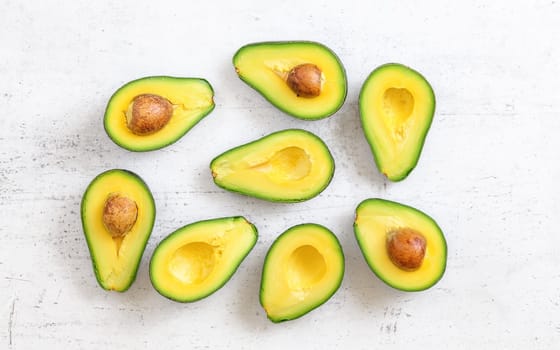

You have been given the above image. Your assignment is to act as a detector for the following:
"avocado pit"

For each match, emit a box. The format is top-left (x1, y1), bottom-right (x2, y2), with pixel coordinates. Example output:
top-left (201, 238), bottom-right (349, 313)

top-left (386, 227), bottom-right (426, 271)
top-left (286, 64), bottom-right (323, 98)
top-left (102, 193), bottom-right (138, 238)
top-left (126, 94), bottom-right (173, 135)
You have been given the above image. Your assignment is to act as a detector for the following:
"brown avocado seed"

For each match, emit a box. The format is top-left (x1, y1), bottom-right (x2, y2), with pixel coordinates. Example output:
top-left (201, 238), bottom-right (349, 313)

top-left (102, 194), bottom-right (138, 238)
top-left (286, 64), bottom-right (323, 98)
top-left (386, 228), bottom-right (427, 271)
top-left (126, 94), bottom-right (173, 135)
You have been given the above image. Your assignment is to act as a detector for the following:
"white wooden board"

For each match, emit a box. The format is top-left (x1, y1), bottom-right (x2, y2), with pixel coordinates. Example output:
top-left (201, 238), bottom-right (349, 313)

top-left (1, 1), bottom-right (559, 348)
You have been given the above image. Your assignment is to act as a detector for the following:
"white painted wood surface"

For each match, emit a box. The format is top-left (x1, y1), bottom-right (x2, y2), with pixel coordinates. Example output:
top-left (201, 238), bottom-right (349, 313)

top-left (1, 1), bottom-right (559, 348)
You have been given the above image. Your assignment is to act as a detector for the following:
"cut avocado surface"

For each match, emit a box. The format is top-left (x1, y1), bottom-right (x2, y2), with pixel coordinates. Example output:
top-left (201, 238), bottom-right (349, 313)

top-left (359, 63), bottom-right (435, 181)
top-left (233, 41), bottom-right (347, 120)
top-left (149, 217), bottom-right (257, 302)
top-left (354, 198), bottom-right (446, 291)
top-left (104, 76), bottom-right (215, 152)
top-left (210, 129), bottom-right (335, 202)
top-left (81, 169), bottom-right (155, 292)
top-left (260, 224), bottom-right (344, 322)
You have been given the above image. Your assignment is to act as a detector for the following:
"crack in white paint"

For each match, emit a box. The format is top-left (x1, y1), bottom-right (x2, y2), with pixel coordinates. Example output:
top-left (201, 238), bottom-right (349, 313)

top-left (8, 298), bottom-right (16, 347)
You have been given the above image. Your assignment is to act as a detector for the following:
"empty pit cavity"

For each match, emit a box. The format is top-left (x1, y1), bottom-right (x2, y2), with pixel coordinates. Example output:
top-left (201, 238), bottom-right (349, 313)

top-left (286, 245), bottom-right (327, 292)
top-left (382, 87), bottom-right (415, 121)
top-left (266, 147), bottom-right (312, 182)
top-left (168, 242), bottom-right (216, 284)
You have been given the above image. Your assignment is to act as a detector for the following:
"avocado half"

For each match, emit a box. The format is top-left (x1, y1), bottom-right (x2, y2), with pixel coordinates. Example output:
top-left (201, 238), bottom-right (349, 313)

top-left (81, 169), bottom-right (155, 292)
top-left (359, 63), bottom-right (435, 181)
top-left (260, 224), bottom-right (344, 322)
top-left (354, 198), bottom-right (447, 291)
top-left (233, 41), bottom-right (347, 120)
top-left (210, 129), bottom-right (335, 202)
top-left (104, 76), bottom-right (215, 152)
top-left (149, 217), bottom-right (257, 302)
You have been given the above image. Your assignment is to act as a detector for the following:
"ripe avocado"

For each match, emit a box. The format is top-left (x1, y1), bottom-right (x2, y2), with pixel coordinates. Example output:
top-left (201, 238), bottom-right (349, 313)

top-left (80, 169), bottom-right (155, 292)
top-left (149, 217), bottom-right (257, 302)
top-left (210, 129), bottom-right (335, 202)
top-left (260, 224), bottom-right (344, 322)
top-left (104, 76), bottom-right (215, 152)
top-left (233, 41), bottom-right (347, 120)
top-left (354, 198), bottom-right (447, 291)
top-left (359, 63), bottom-right (435, 181)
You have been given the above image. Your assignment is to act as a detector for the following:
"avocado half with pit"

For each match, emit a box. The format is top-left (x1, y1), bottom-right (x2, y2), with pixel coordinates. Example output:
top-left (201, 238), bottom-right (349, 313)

top-left (81, 169), bottom-right (155, 292)
top-left (233, 41), bottom-right (347, 120)
top-left (104, 76), bottom-right (215, 152)
top-left (354, 198), bottom-right (447, 291)
top-left (359, 63), bottom-right (435, 181)
top-left (149, 217), bottom-right (257, 302)
top-left (260, 224), bottom-right (344, 322)
top-left (210, 129), bottom-right (335, 202)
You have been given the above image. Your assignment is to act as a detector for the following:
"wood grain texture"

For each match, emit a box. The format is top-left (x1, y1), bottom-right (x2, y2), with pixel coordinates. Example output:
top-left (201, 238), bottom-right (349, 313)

top-left (1, 0), bottom-right (559, 348)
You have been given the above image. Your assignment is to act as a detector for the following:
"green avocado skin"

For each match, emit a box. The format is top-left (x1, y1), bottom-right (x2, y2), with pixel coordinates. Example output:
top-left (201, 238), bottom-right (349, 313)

top-left (210, 129), bottom-right (335, 203)
top-left (81, 169), bottom-right (156, 292)
top-left (149, 216), bottom-right (258, 303)
top-left (104, 76), bottom-right (215, 152)
top-left (260, 223), bottom-right (345, 323)
top-left (353, 198), bottom-right (447, 292)
top-left (359, 63), bottom-right (435, 182)
top-left (233, 41), bottom-right (348, 120)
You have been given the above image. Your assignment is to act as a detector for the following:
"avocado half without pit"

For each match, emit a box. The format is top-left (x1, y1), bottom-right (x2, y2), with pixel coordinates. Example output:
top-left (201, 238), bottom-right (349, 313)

top-left (210, 129), bottom-right (335, 202)
top-left (354, 198), bottom-right (447, 291)
top-left (149, 217), bottom-right (257, 302)
top-left (260, 224), bottom-right (344, 322)
top-left (359, 63), bottom-right (435, 181)
top-left (233, 41), bottom-right (347, 120)
top-left (81, 169), bottom-right (156, 292)
top-left (104, 76), bottom-right (215, 151)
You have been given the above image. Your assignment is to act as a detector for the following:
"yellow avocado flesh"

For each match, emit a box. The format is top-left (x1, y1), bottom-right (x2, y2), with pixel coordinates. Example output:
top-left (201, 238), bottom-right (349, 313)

top-left (211, 129), bottom-right (334, 202)
top-left (354, 198), bottom-right (446, 291)
top-left (81, 169), bottom-right (155, 292)
top-left (104, 76), bottom-right (215, 151)
top-left (359, 64), bottom-right (435, 181)
top-left (149, 217), bottom-right (257, 302)
top-left (260, 224), bottom-right (344, 322)
top-left (234, 42), bottom-right (347, 120)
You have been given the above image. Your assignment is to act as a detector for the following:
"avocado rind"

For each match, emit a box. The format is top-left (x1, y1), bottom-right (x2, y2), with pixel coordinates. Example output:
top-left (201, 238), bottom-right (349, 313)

top-left (359, 63), bottom-right (435, 181)
top-left (81, 169), bottom-right (156, 292)
top-left (354, 198), bottom-right (447, 292)
top-left (104, 76), bottom-right (215, 152)
top-left (259, 223), bottom-right (345, 322)
top-left (233, 41), bottom-right (348, 120)
top-left (149, 216), bottom-right (258, 302)
top-left (210, 129), bottom-right (335, 203)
